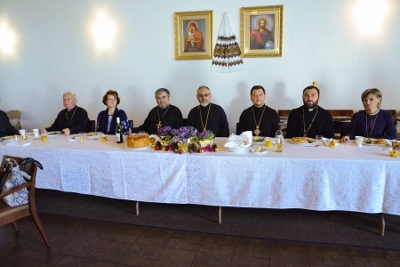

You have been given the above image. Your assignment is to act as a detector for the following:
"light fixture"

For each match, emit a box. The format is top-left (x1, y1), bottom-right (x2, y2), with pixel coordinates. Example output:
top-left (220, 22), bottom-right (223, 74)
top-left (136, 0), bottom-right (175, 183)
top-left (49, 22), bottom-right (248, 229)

top-left (352, 0), bottom-right (389, 35)
top-left (91, 12), bottom-right (116, 50)
top-left (0, 22), bottom-right (17, 54)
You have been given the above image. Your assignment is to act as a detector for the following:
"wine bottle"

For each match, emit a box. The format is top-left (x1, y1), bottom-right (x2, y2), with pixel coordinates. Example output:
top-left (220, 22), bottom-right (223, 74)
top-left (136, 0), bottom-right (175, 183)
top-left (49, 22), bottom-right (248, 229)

top-left (115, 117), bottom-right (123, 143)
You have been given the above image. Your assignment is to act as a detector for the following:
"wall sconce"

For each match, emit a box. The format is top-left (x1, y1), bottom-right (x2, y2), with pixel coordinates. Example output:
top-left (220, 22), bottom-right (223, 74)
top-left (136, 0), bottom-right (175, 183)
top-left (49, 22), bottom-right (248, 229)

top-left (91, 12), bottom-right (116, 50)
top-left (352, 0), bottom-right (389, 35)
top-left (0, 22), bottom-right (17, 54)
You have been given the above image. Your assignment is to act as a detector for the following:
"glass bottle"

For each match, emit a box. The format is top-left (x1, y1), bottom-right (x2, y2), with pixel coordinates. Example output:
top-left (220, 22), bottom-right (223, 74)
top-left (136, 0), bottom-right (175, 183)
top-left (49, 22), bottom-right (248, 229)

top-left (115, 117), bottom-right (123, 143)
top-left (275, 129), bottom-right (284, 152)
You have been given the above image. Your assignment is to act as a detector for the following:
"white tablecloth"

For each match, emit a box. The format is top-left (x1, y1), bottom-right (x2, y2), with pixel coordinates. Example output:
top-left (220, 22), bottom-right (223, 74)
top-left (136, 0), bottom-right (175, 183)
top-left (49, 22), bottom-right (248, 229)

top-left (1, 135), bottom-right (399, 215)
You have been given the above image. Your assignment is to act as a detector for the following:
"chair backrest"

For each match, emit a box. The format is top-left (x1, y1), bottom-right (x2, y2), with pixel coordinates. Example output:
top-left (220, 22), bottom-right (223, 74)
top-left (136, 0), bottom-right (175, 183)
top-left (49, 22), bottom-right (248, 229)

top-left (6, 110), bottom-right (21, 130)
top-left (329, 110), bottom-right (353, 139)
top-left (87, 120), bottom-right (95, 132)
top-left (1, 156), bottom-right (39, 185)
top-left (329, 110), bottom-right (353, 122)
top-left (277, 109), bottom-right (292, 122)
top-left (385, 109), bottom-right (397, 126)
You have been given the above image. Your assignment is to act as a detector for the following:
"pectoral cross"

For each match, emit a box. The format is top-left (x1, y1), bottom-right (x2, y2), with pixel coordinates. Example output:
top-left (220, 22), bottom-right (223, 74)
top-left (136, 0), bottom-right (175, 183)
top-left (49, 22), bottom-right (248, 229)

top-left (157, 120), bottom-right (162, 130)
top-left (254, 126), bottom-right (261, 136)
top-left (203, 128), bottom-right (207, 132)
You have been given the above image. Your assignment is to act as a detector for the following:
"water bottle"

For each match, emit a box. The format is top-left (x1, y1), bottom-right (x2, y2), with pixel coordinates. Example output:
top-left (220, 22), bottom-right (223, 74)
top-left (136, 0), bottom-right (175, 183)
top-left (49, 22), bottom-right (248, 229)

top-left (275, 129), bottom-right (284, 152)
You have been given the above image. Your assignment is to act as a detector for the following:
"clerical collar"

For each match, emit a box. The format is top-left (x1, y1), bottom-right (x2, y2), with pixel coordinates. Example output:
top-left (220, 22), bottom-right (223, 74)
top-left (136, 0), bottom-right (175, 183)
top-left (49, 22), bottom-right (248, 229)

top-left (253, 104), bottom-right (265, 109)
top-left (160, 104), bottom-right (170, 110)
top-left (200, 103), bottom-right (211, 108)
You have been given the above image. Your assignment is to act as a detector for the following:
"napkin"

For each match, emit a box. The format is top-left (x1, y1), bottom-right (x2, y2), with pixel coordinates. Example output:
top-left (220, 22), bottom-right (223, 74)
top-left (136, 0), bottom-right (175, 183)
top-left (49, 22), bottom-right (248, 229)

top-left (224, 131), bottom-right (252, 148)
top-left (6, 141), bottom-right (31, 147)
top-left (321, 137), bottom-right (330, 146)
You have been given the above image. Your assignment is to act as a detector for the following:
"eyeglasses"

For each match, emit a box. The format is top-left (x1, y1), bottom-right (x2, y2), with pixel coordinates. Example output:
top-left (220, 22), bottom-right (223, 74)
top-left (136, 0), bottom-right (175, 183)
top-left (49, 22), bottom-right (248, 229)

top-left (107, 98), bottom-right (117, 101)
top-left (197, 94), bottom-right (210, 98)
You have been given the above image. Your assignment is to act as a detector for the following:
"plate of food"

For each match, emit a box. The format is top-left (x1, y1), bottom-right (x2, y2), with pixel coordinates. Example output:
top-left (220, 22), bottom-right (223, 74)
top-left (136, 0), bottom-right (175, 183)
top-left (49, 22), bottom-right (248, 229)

top-left (84, 132), bottom-right (103, 140)
top-left (252, 137), bottom-right (265, 144)
top-left (0, 135), bottom-right (22, 142)
top-left (250, 147), bottom-right (268, 154)
top-left (290, 137), bottom-right (316, 145)
top-left (48, 131), bottom-right (62, 137)
top-left (363, 138), bottom-right (387, 145)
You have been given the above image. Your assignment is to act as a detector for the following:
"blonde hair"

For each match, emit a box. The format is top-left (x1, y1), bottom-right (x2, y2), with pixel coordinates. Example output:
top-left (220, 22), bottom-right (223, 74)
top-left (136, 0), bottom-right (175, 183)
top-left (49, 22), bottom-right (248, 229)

top-left (361, 88), bottom-right (382, 108)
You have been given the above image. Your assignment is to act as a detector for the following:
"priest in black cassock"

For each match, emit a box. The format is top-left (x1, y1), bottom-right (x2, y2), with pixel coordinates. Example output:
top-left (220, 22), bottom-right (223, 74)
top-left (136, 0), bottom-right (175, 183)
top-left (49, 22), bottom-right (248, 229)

top-left (238, 85), bottom-right (280, 137)
top-left (286, 85), bottom-right (334, 139)
top-left (41, 91), bottom-right (89, 135)
top-left (187, 86), bottom-right (229, 137)
top-left (133, 88), bottom-right (184, 134)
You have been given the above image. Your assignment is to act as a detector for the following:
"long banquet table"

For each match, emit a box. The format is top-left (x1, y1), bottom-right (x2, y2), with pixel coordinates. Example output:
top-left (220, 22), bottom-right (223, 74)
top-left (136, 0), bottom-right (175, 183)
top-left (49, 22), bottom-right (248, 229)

top-left (1, 135), bottom-right (399, 216)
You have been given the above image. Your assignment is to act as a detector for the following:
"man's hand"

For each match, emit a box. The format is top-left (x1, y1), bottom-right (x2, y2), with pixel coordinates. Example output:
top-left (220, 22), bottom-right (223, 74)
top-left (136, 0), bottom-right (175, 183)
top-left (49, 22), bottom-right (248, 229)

top-left (62, 128), bottom-right (71, 136)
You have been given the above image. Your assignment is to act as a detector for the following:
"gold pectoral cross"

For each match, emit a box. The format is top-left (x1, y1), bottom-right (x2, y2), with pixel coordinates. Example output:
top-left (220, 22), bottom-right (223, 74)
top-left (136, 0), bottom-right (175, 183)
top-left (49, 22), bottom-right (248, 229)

top-left (203, 128), bottom-right (206, 132)
top-left (303, 132), bottom-right (307, 137)
top-left (254, 126), bottom-right (261, 136)
top-left (157, 120), bottom-right (162, 130)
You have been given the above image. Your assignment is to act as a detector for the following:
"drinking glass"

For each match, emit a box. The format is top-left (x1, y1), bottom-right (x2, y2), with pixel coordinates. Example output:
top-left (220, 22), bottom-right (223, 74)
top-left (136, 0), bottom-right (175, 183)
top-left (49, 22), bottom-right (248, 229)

top-left (355, 136), bottom-right (364, 147)
top-left (40, 130), bottom-right (48, 142)
top-left (315, 135), bottom-right (322, 145)
top-left (264, 137), bottom-right (273, 147)
top-left (79, 132), bottom-right (85, 142)
top-left (389, 148), bottom-right (398, 157)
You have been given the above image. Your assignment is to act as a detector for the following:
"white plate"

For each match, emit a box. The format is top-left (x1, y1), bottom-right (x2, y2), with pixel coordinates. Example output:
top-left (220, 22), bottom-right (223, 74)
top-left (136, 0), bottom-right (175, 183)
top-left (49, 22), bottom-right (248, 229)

top-left (252, 137), bottom-right (265, 144)
top-left (290, 138), bottom-right (316, 146)
top-left (250, 147), bottom-right (268, 154)
top-left (0, 135), bottom-right (22, 142)
top-left (84, 132), bottom-right (103, 140)
top-left (47, 131), bottom-right (62, 137)
top-left (363, 138), bottom-right (387, 146)
top-left (125, 144), bottom-right (151, 150)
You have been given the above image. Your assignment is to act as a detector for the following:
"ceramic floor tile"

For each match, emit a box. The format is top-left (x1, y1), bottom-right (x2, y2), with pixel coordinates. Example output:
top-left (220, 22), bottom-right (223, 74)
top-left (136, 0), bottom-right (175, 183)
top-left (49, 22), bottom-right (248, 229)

top-left (230, 255), bottom-right (269, 267)
top-left (192, 251), bottom-right (233, 266)
top-left (88, 239), bottom-right (132, 262)
top-left (197, 235), bottom-right (237, 256)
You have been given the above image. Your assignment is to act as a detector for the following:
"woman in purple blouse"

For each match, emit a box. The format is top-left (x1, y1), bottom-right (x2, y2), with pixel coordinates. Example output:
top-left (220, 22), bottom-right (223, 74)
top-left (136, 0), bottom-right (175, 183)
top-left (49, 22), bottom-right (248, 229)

top-left (341, 88), bottom-right (396, 142)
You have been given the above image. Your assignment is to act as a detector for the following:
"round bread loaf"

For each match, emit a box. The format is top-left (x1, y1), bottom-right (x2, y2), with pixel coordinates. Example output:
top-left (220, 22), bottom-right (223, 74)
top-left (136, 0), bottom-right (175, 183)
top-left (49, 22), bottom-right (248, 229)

top-left (127, 134), bottom-right (150, 148)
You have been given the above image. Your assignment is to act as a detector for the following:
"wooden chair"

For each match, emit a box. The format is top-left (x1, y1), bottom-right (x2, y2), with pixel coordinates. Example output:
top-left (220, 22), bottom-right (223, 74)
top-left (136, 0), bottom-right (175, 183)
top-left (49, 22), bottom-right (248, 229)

top-left (328, 110), bottom-right (353, 139)
top-left (6, 110), bottom-right (21, 130)
top-left (278, 110), bottom-right (292, 137)
top-left (0, 156), bottom-right (50, 248)
top-left (385, 109), bottom-right (398, 126)
top-left (87, 119), bottom-right (96, 132)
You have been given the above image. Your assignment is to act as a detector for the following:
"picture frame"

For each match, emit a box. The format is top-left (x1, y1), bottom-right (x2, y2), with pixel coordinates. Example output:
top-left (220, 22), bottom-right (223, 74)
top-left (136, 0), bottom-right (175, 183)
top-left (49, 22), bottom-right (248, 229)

top-left (240, 5), bottom-right (283, 57)
top-left (174, 10), bottom-right (213, 60)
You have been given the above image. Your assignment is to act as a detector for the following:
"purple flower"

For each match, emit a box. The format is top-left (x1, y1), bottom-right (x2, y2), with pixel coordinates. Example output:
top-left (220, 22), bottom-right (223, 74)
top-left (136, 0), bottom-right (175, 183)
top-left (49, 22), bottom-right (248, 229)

top-left (158, 126), bottom-right (172, 136)
top-left (198, 130), bottom-right (215, 140)
top-left (170, 126), bottom-right (198, 139)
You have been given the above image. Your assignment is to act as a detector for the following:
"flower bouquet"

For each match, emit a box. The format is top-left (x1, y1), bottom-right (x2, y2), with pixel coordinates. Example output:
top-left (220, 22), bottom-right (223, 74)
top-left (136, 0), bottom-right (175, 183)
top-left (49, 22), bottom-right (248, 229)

top-left (196, 130), bottom-right (215, 148)
top-left (170, 126), bottom-right (198, 153)
top-left (157, 126), bottom-right (173, 147)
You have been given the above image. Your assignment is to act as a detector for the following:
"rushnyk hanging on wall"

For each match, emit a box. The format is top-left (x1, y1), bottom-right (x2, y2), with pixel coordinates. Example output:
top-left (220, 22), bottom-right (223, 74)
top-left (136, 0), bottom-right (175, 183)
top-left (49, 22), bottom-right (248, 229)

top-left (211, 13), bottom-right (244, 73)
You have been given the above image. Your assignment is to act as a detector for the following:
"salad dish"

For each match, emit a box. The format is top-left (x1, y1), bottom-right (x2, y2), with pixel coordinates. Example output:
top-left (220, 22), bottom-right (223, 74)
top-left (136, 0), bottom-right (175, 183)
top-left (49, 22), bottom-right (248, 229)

top-left (0, 135), bottom-right (22, 142)
top-left (48, 131), bottom-right (62, 136)
top-left (290, 137), bottom-right (316, 145)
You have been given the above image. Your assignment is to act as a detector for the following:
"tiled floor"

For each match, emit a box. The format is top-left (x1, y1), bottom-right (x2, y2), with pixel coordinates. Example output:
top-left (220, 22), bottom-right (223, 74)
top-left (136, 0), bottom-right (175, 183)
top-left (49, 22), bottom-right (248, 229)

top-left (1, 214), bottom-right (400, 267)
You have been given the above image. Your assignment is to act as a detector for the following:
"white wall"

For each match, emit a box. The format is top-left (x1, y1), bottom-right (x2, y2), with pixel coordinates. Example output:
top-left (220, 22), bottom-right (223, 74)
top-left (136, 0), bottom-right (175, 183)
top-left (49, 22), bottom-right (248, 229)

top-left (0, 0), bottom-right (399, 134)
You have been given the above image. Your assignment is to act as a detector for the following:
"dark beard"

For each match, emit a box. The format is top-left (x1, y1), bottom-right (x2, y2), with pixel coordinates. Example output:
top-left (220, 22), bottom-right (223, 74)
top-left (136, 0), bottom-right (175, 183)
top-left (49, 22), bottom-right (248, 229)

top-left (303, 100), bottom-right (318, 109)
